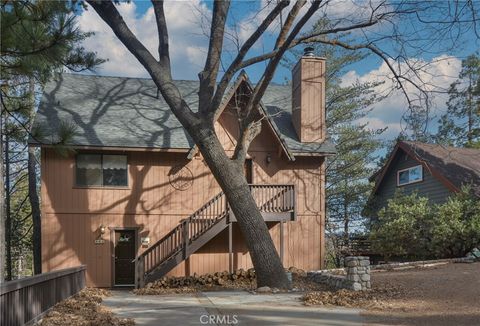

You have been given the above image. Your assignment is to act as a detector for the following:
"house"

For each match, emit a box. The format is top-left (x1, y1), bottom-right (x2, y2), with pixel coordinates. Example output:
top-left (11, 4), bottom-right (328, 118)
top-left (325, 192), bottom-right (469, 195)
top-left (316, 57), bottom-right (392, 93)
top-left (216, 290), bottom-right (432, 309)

top-left (28, 53), bottom-right (335, 288)
top-left (367, 140), bottom-right (480, 216)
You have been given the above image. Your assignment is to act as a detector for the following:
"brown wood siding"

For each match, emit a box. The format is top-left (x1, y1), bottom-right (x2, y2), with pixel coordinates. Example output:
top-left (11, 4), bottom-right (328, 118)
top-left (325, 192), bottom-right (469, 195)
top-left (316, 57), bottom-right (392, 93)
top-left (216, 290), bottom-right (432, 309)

top-left (41, 118), bottom-right (326, 287)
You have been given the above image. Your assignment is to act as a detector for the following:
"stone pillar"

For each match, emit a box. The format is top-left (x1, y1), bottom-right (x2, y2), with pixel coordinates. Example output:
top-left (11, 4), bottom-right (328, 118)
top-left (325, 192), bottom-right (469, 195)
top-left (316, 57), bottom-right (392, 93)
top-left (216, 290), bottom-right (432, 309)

top-left (345, 256), bottom-right (371, 291)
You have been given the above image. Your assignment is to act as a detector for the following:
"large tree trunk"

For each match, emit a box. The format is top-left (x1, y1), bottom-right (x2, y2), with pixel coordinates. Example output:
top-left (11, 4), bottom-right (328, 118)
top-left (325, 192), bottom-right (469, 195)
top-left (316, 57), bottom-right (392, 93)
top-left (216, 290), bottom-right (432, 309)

top-left (5, 134), bottom-right (11, 281)
top-left (0, 114), bottom-right (5, 282)
top-left (28, 78), bottom-right (42, 275)
top-left (191, 123), bottom-right (290, 289)
top-left (28, 147), bottom-right (41, 275)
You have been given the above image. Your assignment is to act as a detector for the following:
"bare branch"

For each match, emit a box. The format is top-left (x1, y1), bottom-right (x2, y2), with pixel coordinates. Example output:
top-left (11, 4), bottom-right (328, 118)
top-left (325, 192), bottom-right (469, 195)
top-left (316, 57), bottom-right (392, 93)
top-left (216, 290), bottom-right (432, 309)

top-left (87, 0), bottom-right (199, 127)
top-left (231, 0), bottom-right (321, 159)
top-left (274, 0), bottom-right (306, 49)
top-left (151, 0), bottom-right (172, 74)
top-left (247, 0), bottom-right (321, 116)
top-left (232, 120), bottom-right (262, 164)
top-left (209, 0), bottom-right (290, 119)
top-left (198, 0), bottom-right (231, 113)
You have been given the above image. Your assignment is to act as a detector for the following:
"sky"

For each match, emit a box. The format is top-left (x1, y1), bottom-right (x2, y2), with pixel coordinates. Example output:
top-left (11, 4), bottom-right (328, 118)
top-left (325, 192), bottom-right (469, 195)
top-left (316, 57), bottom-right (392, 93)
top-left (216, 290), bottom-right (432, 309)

top-left (76, 0), bottom-right (479, 141)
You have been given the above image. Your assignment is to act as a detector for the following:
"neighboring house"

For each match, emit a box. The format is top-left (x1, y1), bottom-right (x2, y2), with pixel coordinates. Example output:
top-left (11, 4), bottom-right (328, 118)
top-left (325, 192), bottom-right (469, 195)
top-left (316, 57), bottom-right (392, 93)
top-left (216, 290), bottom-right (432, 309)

top-left (29, 53), bottom-right (335, 287)
top-left (368, 140), bottom-right (480, 215)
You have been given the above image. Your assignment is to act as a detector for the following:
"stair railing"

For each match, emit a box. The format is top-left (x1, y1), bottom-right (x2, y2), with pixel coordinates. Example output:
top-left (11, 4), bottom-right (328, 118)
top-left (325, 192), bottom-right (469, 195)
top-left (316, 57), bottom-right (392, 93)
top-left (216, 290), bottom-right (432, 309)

top-left (135, 191), bottom-right (228, 287)
top-left (135, 184), bottom-right (295, 287)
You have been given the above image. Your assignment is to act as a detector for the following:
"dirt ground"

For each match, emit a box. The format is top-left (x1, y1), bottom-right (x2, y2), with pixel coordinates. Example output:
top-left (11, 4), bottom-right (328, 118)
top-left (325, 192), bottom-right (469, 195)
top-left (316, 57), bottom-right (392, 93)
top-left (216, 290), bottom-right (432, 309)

top-left (364, 262), bottom-right (480, 325)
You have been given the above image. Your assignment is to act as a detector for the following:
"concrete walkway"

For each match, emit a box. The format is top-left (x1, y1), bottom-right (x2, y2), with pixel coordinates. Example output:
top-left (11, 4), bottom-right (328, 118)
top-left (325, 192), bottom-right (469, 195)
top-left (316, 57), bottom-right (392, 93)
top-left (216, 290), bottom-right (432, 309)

top-left (103, 290), bottom-right (365, 326)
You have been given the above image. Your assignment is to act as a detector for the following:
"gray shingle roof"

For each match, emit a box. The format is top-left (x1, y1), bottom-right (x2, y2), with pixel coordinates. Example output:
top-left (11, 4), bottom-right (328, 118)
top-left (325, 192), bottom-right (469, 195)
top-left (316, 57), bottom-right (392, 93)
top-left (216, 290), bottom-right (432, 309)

top-left (401, 141), bottom-right (480, 197)
top-left (372, 141), bottom-right (480, 197)
top-left (30, 73), bottom-right (335, 155)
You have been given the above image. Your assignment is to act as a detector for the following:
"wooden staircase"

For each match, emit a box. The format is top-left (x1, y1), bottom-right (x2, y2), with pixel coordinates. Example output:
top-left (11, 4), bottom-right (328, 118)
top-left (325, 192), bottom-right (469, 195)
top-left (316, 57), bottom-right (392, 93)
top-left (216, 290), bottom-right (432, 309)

top-left (134, 185), bottom-right (295, 288)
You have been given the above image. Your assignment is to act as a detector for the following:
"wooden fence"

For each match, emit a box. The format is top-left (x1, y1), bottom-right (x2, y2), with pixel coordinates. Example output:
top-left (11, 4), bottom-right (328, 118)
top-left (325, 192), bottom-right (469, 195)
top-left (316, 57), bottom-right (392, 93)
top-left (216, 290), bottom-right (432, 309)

top-left (0, 265), bottom-right (86, 326)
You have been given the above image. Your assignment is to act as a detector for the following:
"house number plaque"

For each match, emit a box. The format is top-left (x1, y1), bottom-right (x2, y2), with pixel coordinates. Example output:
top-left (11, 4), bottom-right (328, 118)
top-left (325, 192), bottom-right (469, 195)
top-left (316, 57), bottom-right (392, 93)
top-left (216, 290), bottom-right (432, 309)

top-left (169, 165), bottom-right (194, 190)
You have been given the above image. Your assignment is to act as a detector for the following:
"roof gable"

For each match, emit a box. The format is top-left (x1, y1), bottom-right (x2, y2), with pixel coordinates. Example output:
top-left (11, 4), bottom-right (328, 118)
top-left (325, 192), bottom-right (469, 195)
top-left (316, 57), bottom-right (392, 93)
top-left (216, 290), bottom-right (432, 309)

top-left (372, 141), bottom-right (480, 197)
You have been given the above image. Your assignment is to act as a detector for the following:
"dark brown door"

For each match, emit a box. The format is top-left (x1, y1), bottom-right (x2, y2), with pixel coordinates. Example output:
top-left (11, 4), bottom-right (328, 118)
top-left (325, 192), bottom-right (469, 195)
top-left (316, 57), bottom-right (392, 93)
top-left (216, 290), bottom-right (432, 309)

top-left (114, 230), bottom-right (136, 285)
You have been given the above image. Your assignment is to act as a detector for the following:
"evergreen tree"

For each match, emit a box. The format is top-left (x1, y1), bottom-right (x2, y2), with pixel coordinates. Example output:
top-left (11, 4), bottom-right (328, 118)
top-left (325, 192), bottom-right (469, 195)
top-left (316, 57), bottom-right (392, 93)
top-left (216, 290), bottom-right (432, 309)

top-left (1, 0), bottom-right (102, 280)
top-left (285, 20), bottom-right (386, 267)
top-left (437, 54), bottom-right (480, 148)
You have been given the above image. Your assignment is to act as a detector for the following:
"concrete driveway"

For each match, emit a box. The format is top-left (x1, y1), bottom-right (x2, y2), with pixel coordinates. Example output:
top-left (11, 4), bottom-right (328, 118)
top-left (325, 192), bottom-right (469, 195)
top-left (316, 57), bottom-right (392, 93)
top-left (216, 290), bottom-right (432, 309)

top-left (103, 290), bottom-right (365, 326)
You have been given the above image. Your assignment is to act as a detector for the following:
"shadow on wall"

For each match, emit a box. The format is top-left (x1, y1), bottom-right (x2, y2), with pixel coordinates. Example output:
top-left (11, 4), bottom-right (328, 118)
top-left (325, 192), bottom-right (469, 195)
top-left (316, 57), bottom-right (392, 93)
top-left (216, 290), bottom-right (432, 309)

top-left (40, 76), bottom-right (326, 284)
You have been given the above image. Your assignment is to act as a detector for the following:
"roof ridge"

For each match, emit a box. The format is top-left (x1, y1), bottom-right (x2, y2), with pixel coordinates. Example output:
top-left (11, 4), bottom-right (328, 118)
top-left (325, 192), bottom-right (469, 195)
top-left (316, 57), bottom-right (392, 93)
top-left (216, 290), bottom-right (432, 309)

top-left (59, 72), bottom-right (200, 83)
top-left (59, 72), bottom-right (291, 87)
top-left (404, 140), bottom-right (480, 152)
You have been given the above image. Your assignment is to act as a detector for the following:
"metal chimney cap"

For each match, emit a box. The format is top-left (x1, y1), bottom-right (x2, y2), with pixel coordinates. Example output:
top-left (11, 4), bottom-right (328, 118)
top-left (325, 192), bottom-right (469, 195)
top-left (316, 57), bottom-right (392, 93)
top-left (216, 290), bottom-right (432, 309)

top-left (303, 46), bottom-right (315, 57)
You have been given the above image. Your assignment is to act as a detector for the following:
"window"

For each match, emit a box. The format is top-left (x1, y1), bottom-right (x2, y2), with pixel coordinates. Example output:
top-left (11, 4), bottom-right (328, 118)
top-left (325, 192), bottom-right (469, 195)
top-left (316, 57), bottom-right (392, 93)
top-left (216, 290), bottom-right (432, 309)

top-left (76, 154), bottom-right (127, 187)
top-left (397, 165), bottom-right (423, 186)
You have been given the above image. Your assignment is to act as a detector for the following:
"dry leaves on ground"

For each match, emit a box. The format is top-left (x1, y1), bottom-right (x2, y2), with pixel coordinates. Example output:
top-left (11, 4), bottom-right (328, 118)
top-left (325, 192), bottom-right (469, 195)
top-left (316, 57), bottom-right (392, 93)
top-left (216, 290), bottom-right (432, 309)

top-left (302, 284), bottom-right (406, 309)
top-left (38, 288), bottom-right (135, 326)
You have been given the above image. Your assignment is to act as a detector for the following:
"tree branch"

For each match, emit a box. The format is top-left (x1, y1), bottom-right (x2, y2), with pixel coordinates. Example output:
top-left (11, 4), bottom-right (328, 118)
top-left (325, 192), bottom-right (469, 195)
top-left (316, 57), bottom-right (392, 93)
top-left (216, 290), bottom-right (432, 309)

top-left (232, 0), bottom-right (321, 160)
top-left (232, 120), bottom-right (262, 163)
top-left (274, 0), bottom-right (306, 49)
top-left (87, 0), bottom-right (199, 127)
top-left (151, 0), bottom-right (172, 74)
top-left (209, 0), bottom-right (290, 119)
top-left (198, 0), bottom-right (230, 114)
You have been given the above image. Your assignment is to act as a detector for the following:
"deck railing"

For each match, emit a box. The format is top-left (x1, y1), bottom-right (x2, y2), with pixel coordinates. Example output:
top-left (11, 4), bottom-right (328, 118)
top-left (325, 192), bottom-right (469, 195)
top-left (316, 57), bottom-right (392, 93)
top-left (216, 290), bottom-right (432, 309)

top-left (0, 265), bottom-right (86, 326)
top-left (249, 184), bottom-right (295, 213)
top-left (136, 184), bottom-right (295, 287)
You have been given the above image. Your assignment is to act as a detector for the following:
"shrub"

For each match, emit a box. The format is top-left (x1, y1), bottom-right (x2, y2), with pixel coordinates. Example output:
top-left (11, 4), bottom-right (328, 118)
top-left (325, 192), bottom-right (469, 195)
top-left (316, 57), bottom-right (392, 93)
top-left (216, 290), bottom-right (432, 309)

top-left (370, 192), bottom-right (432, 260)
top-left (431, 188), bottom-right (480, 257)
top-left (370, 188), bottom-right (480, 260)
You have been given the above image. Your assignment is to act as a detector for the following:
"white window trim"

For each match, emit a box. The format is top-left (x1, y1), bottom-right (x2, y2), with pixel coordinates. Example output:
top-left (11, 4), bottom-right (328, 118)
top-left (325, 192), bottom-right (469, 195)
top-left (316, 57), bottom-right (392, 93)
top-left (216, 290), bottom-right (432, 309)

top-left (397, 165), bottom-right (423, 187)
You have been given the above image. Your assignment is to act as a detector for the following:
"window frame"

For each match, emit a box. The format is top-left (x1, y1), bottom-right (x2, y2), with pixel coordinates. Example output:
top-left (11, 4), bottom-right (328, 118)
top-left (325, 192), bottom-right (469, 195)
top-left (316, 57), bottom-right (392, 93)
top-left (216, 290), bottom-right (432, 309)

top-left (74, 153), bottom-right (129, 189)
top-left (397, 165), bottom-right (423, 187)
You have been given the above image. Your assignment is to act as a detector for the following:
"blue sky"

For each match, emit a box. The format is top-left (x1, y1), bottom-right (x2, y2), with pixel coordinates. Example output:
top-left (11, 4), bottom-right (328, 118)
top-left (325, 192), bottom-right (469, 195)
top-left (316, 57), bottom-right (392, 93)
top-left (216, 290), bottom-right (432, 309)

top-left (77, 1), bottom-right (479, 140)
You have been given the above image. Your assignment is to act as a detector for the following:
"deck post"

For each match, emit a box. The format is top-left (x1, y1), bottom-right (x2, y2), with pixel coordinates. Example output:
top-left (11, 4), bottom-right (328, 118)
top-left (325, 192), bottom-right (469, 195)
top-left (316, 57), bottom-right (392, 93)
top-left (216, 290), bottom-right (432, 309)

top-left (280, 220), bottom-right (285, 263)
top-left (228, 222), bottom-right (233, 273)
top-left (138, 256), bottom-right (145, 288)
top-left (183, 220), bottom-right (189, 258)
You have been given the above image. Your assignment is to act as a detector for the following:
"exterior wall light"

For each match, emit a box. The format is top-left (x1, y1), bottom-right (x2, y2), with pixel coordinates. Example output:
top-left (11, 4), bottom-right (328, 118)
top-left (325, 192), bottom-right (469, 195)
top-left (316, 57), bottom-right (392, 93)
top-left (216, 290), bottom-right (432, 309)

top-left (266, 154), bottom-right (272, 164)
top-left (99, 225), bottom-right (106, 235)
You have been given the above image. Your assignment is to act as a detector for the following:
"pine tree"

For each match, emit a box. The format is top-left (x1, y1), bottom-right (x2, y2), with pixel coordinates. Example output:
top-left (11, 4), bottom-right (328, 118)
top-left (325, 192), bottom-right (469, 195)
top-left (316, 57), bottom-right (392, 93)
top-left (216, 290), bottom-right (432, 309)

top-left (1, 0), bottom-right (102, 280)
top-left (285, 20), bottom-right (386, 267)
top-left (437, 54), bottom-right (480, 148)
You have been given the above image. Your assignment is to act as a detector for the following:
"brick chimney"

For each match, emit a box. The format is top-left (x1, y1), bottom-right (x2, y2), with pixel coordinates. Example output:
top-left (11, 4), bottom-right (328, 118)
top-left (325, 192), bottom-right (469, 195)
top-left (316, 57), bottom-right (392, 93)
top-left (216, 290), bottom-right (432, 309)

top-left (292, 47), bottom-right (326, 143)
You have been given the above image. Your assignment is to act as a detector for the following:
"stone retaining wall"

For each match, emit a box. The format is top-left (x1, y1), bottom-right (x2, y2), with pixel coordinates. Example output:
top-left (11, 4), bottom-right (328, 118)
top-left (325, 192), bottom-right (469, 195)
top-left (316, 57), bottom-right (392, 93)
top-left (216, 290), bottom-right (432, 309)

top-left (307, 256), bottom-right (371, 291)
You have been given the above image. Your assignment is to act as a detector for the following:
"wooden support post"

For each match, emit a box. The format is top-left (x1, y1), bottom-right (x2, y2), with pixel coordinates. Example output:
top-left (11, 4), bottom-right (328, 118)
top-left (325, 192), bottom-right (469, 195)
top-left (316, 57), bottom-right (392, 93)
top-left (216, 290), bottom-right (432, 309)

top-left (134, 257), bottom-right (138, 289)
top-left (228, 222), bottom-right (233, 273)
top-left (183, 220), bottom-right (189, 258)
top-left (138, 256), bottom-right (145, 288)
top-left (280, 220), bottom-right (285, 264)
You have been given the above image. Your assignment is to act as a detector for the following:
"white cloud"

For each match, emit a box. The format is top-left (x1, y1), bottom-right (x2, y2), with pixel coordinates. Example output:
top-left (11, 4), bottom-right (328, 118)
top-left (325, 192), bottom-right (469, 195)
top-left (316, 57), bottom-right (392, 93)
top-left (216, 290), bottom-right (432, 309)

top-left (341, 55), bottom-right (462, 138)
top-left (78, 1), bottom-right (210, 79)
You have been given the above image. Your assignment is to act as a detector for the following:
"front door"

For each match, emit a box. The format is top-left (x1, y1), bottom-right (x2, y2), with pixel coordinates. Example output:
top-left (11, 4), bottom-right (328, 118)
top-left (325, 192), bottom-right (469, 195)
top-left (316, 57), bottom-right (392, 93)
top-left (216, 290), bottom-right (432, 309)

top-left (114, 230), bottom-right (136, 286)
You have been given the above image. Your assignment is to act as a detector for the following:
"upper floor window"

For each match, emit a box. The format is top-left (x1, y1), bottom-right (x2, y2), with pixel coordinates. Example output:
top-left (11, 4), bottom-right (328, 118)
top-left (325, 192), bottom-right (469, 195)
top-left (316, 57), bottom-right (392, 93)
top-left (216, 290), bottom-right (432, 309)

top-left (397, 165), bottom-right (423, 186)
top-left (76, 154), bottom-right (127, 187)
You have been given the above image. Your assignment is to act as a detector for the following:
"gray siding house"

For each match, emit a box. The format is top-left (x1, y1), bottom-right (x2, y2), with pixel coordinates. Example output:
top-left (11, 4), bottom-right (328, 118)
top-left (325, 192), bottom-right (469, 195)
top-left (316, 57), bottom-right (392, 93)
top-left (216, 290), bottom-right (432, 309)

top-left (368, 141), bottom-right (480, 214)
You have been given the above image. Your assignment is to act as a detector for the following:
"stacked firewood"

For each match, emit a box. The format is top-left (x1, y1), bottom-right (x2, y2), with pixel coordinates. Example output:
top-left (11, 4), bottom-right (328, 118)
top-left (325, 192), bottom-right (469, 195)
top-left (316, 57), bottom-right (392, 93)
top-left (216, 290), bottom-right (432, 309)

top-left (134, 267), bottom-right (312, 295)
top-left (146, 268), bottom-right (257, 289)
